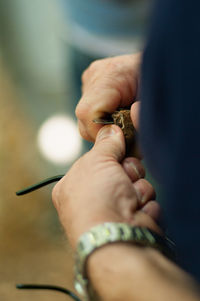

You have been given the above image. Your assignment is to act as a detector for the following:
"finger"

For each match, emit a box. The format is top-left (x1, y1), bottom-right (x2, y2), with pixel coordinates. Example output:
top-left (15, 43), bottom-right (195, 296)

top-left (133, 178), bottom-right (156, 207)
top-left (122, 157), bottom-right (145, 182)
top-left (142, 201), bottom-right (162, 222)
top-left (76, 55), bottom-right (139, 141)
top-left (131, 101), bottom-right (140, 130)
top-left (78, 119), bottom-right (96, 142)
top-left (76, 87), bottom-right (124, 142)
top-left (94, 125), bottom-right (125, 162)
top-left (129, 210), bottom-right (163, 236)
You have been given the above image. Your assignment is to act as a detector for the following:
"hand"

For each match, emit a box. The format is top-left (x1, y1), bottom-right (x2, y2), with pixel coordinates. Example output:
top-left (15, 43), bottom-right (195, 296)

top-left (76, 53), bottom-right (141, 142)
top-left (52, 125), bottom-right (161, 249)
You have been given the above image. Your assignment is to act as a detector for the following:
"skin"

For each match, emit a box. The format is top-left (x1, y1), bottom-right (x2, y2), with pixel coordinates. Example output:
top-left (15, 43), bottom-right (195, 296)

top-left (52, 54), bottom-right (200, 300)
top-left (76, 53), bottom-right (141, 141)
top-left (52, 125), bottom-right (161, 248)
top-left (87, 244), bottom-right (200, 301)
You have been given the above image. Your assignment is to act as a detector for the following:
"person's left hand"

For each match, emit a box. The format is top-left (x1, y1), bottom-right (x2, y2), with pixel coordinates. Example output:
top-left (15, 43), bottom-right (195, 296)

top-left (52, 125), bottom-right (162, 249)
top-left (76, 53), bottom-right (141, 142)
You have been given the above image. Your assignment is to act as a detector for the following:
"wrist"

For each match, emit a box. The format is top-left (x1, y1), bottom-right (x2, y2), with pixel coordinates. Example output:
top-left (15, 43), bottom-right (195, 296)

top-left (88, 245), bottom-right (200, 301)
top-left (74, 223), bottom-right (175, 300)
top-left (87, 243), bottom-right (149, 301)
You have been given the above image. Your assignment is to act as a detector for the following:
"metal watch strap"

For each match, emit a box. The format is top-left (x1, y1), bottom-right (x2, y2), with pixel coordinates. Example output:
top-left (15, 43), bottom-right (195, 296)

top-left (74, 222), bottom-right (176, 301)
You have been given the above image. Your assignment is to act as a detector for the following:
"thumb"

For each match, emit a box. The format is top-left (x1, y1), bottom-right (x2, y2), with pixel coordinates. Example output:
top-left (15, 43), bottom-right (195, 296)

top-left (94, 125), bottom-right (125, 161)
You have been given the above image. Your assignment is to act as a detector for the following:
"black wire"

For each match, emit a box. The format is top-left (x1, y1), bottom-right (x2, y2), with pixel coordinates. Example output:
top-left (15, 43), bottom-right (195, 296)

top-left (16, 175), bottom-right (64, 196)
top-left (16, 176), bottom-right (82, 300)
top-left (16, 177), bottom-right (81, 300)
top-left (16, 284), bottom-right (81, 301)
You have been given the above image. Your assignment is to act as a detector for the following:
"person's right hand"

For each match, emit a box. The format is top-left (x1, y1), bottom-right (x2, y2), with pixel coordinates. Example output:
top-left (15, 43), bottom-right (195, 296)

top-left (52, 125), bottom-right (161, 249)
top-left (76, 53), bottom-right (141, 142)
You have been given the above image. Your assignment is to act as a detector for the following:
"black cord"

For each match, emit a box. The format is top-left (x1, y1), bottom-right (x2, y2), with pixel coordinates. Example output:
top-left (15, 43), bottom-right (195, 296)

top-left (16, 175), bottom-right (64, 195)
top-left (16, 176), bottom-right (81, 300)
top-left (16, 284), bottom-right (81, 301)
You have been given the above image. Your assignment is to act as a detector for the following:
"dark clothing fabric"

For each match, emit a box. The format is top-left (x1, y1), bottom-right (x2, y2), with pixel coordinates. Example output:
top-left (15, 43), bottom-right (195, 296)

top-left (140, 0), bottom-right (200, 281)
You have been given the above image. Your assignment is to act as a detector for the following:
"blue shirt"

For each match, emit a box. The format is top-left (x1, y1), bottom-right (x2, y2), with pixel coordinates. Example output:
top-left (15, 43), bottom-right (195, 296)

top-left (141, 0), bottom-right (200, 281)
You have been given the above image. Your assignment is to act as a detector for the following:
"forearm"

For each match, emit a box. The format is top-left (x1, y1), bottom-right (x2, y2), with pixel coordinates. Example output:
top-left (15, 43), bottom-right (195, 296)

top-left (87, 244), bottom-right (200, 301)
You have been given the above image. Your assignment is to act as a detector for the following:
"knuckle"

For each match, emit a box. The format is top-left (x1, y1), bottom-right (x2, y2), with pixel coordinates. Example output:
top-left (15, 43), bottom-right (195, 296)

top-left (85, 58), bottom-right (109, 76)
top-left (81, 68), bottom-right (89, 83)
top-left (82, 61), bottom-right (98, 81)
top-left (81, 59), bottom-right (103, 83)
top-left (89, 59), bottom-right (103, 70)
top-left (75, 102), bottom-right (88, 121)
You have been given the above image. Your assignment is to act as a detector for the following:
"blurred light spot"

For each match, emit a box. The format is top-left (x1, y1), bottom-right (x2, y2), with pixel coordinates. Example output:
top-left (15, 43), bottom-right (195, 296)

top-left (37, 115), bottom-right (82, 164)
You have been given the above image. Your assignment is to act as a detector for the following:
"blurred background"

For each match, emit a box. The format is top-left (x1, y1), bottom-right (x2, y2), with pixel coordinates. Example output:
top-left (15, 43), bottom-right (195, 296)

top-left (0, 0), bottom-right (152, 299)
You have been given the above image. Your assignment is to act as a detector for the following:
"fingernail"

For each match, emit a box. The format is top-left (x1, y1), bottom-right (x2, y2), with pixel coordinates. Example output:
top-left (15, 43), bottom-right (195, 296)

top-left (126, 162), bottom-right (141, 179)
top-left (97, 125), bottom-right (116, 141)
top-left (133, 182), bottom-right (146, 204)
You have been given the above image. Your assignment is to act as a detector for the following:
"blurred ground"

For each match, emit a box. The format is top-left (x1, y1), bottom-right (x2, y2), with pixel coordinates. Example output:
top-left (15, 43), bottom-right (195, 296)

top-left (0, 61), bottom-right (75, 300)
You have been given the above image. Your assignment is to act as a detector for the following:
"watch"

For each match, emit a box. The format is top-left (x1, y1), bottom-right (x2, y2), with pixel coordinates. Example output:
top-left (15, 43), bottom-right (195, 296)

top-left (74, 222), bottom-right (175, 301)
